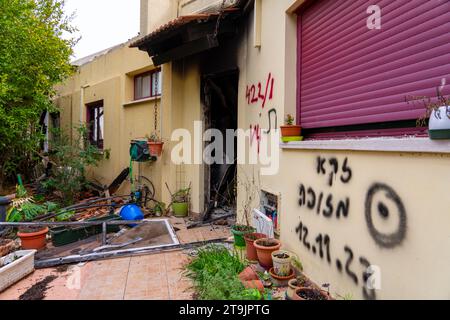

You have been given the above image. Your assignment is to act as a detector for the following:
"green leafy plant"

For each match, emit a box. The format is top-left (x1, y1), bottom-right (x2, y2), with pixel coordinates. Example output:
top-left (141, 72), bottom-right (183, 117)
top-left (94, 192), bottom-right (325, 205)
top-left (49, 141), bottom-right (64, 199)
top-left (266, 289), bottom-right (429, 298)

top-left (154, 201), bottom-right (166, 216)
top-left (42, 126), bottom-right (108, 206)
top-left (185, 245), bottom-right (261, 300)
top-left (0, 0), bottom-right (77, 190)
top-left (337, 293), bottom-right (353, 300)
top-left (285, 114), bottom-right (295, 126)
top-left (172, 187), bottom-right (191, 203)
top-left (55, 210), bottom-right (76, 221)
top-left (148, 133), bottom-right (162, 143)
top-left (291, 256), bottom-right (304, 272)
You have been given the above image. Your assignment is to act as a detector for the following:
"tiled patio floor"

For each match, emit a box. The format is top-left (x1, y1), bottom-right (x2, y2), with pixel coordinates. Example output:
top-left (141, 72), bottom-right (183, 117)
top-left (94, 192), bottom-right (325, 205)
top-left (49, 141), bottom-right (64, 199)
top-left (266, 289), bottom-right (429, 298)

top-left (0, 222), bottom-right (231, 300)
top-left (0, 250), bottom-right (193, 300)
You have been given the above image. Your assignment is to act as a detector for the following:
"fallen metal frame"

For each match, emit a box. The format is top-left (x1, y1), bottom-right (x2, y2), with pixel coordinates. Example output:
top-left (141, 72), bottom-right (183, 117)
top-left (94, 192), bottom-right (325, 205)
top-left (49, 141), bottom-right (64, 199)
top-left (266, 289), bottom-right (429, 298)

top-left (0, 219), bottom-right (176, 246)
top-left (34, 238), bottom-right (228, 269)
top-left (1, 219), bottom-right (229, 269)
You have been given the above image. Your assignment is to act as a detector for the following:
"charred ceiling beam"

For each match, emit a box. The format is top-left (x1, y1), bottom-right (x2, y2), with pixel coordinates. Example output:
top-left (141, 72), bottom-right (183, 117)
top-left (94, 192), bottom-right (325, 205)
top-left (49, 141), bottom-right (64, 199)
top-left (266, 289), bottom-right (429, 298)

top-left (151, 35), bottom-right (219, 66)
top-left (132, 9), bottom-right (243, 66)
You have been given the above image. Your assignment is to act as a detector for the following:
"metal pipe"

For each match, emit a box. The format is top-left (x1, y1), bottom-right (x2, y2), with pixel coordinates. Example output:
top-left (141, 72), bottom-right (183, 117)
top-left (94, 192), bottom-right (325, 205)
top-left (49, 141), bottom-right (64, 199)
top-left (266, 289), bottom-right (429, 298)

top-left (0, 220), bottom-right (151, 227)
top-left (102, 222), bottom-right (107, 245)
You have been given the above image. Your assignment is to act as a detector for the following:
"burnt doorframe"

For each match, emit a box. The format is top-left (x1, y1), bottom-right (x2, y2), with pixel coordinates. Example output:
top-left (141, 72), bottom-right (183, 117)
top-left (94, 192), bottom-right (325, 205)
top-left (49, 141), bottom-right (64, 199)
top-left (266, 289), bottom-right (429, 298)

top-left (201, 69), bottom-right (239, 214)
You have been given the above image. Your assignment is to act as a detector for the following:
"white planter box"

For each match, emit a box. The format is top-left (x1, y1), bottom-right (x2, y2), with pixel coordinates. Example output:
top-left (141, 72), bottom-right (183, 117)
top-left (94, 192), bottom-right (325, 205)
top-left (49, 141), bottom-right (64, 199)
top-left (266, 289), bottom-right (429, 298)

top-left (0, 250), bottom-right (36, 292)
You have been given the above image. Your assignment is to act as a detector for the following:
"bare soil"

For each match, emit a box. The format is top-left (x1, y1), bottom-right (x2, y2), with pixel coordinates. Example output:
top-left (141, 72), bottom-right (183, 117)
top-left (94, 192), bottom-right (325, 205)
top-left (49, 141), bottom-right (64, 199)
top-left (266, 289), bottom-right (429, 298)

top-left (19, 275), bottom-right (57, 300)
top-left (273, 253), bottom-right (289, 259)
top-left (297, 288), bottom-right (327, 300)
top-left (257, 239), bottom-right (278, 247)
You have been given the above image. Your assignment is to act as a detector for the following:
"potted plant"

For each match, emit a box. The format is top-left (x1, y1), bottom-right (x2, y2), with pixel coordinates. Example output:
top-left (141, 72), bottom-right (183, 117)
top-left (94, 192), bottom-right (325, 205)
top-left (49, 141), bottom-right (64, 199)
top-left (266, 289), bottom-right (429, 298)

top-left (293, 287), bottom-right (332, 301)
top-left (253, 238), bottom-right (281, 269)
top-left (154, 201), bottom-right (166, 217)
top-left (408, 82), bottom-right (450, 139)
top-left (244, 232), bottom-right (267, 262)
top-left (238, 266), bottom-right (259, 282)
top-left (232, 225), bottom-right (256, 247)
top-left (271, 250), bottom-right (295, 277)
top-left (148, 133), bottom-right (164, 157)
top-left (291, 256), bottom-right (304, 277)
top-left (171, 187), bottom-right (191, 218)
top-left (0, 250), bottom-right (37, 292)
top-left (280, 114), bottom-right (302, 140)
top-left (7, 184), bottom-right (51, 251)
top-left (268, 267), bottom-right (295, 286)
top-left (287, 274), bottom-right (314, 300)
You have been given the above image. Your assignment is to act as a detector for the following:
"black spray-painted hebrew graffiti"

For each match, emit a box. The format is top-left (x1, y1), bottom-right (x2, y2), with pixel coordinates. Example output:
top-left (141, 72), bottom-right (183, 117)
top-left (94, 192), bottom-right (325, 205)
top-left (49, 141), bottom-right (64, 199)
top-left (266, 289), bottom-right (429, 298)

top-left (295, 219), bottom-right (377, 300)
top-left (265, 108), bottom-right (277, 135)
top-left (298, 184), bottom-right (350, 219)
top-left (317, 157), bottom-right (352, 187)
top-left (296, 156), bottom-right (408, 300)
top-left (365, 183), bottom-right (407, 249)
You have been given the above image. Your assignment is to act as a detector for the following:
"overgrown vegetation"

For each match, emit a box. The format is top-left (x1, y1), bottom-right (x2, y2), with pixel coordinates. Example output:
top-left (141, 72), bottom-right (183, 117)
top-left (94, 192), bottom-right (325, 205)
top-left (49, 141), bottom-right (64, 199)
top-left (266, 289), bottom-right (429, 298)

top-left (185, 245), bottom-right (262, 300)
top-left (6, 183), bottom-right (57, 222)
top-left (0, 0), bottom-right (77, 190)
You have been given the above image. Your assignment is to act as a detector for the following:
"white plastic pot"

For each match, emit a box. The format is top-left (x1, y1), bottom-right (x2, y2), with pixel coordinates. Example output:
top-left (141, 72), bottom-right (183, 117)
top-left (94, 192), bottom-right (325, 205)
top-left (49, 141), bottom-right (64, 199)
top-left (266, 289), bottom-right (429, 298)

top-left (429, 106), bottom-right (450, 139)
top-left (0, 250), bottom-right (36, 292)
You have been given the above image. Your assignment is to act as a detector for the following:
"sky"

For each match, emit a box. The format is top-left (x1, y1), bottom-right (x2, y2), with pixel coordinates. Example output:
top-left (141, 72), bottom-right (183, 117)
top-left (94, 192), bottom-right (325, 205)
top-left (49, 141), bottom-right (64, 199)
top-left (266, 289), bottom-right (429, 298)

top-left (64, 0), bottom-right (141, 61)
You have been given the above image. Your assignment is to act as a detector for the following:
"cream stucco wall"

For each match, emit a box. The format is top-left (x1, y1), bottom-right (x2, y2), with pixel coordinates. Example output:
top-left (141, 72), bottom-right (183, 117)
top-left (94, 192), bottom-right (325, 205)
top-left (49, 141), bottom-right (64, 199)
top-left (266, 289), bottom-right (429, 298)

top-left (235, 0), bottom-right (450, 299)
top-left (55, 43), bottom-right (164, 200)
top-left (55, 0), bottom-right (450, 299)
top-left (278, 149), bottom-right (450, 300)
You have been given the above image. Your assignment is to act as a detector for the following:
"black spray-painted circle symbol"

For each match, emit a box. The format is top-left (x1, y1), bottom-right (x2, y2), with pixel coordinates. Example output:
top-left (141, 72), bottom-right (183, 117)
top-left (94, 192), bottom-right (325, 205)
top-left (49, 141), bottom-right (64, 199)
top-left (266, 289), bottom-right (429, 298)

top-left (365, 183), bottom-right (407, 249)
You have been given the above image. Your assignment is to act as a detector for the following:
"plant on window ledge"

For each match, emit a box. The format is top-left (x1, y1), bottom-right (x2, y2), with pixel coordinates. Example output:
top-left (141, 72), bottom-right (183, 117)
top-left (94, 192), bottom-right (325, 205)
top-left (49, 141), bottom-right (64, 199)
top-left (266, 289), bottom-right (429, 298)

top-left (280, 114), bottom-right (302, 142)
top-left (407, 79), bottom-right (450, 139)
top-left (147, 133), bottom-right (164, 157)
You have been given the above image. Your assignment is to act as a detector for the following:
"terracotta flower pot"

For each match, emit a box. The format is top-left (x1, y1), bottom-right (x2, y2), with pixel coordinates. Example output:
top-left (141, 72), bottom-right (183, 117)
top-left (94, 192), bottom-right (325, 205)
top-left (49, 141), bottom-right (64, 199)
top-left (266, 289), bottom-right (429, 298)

top-left (293, 287), bottom-right (332, 301)
top-left (238, 266), bottom-right (258, 282)
top-left (244, 233), bottom-right (267, 262)
top-left (280, 125), bottom-right (301, 137)
top-left (269, 267), bottom-right (295, 287)
top-left (148, 141), bottom-right (164, 157)
top-left (243, 280), bottom-right (265, 294)
top-left (18, 227), bottom-right (48, 250)
top-left (287, 277), bottom-right (313, 300)
top-left (253, 238), bottom-right (281, 269)
top-left (0, 239), bottom-right (15, 257)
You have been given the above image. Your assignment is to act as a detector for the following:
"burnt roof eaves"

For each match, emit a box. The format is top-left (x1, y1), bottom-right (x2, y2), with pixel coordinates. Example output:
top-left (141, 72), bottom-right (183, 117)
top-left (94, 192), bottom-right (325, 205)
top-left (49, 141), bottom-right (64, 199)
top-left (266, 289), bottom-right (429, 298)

top-left (129, 7), bottom-right (242, 49)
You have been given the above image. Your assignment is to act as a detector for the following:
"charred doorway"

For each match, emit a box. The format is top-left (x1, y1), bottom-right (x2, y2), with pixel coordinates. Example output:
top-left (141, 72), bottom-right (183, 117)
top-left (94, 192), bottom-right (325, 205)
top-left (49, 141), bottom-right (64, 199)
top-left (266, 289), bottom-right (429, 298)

top-left (201, 70), bottom-right (239, 219)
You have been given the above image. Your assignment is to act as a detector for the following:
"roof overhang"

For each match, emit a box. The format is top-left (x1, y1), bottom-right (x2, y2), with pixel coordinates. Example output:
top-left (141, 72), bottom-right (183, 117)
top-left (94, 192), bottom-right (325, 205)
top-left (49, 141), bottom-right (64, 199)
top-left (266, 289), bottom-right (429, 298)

top-left (130, 8), bottom-right (244, 66)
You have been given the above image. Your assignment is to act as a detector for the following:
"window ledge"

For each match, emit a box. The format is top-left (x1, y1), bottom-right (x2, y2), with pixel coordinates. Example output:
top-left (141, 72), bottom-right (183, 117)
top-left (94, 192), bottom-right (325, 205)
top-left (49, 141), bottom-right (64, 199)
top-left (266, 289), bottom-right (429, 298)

top-left (123, 96), bottom-right (161, 107)
top-left (280, 137), bottom-right (450, 154)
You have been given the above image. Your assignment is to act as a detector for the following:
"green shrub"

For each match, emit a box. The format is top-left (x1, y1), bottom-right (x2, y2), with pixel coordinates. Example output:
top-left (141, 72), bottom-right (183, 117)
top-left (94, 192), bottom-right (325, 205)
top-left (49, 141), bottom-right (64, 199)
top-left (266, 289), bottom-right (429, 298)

top-left (185, 245), bottom-right (261, 300)
top-left (42, 125), bottom-right (108, 206)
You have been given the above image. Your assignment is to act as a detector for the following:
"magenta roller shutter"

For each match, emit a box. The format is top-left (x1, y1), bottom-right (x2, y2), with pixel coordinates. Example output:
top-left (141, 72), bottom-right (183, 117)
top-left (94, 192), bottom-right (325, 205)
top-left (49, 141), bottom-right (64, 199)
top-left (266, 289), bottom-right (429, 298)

top-left (298, 0), bottom-right (450, 130)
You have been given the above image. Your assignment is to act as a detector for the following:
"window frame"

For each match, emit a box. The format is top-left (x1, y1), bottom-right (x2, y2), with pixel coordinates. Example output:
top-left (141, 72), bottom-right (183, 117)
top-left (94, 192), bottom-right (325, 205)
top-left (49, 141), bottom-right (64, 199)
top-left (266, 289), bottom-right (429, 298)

top-left (134, 69), bottom-right (162, 101)
top-left (86, 101), bottom-right (104, 150)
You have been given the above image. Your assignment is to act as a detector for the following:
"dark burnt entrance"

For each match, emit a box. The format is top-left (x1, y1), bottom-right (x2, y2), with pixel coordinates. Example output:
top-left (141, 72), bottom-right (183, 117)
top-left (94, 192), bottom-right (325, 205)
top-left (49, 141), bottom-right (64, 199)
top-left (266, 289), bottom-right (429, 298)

top-left (201, 70), bottom-right (239, 220)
